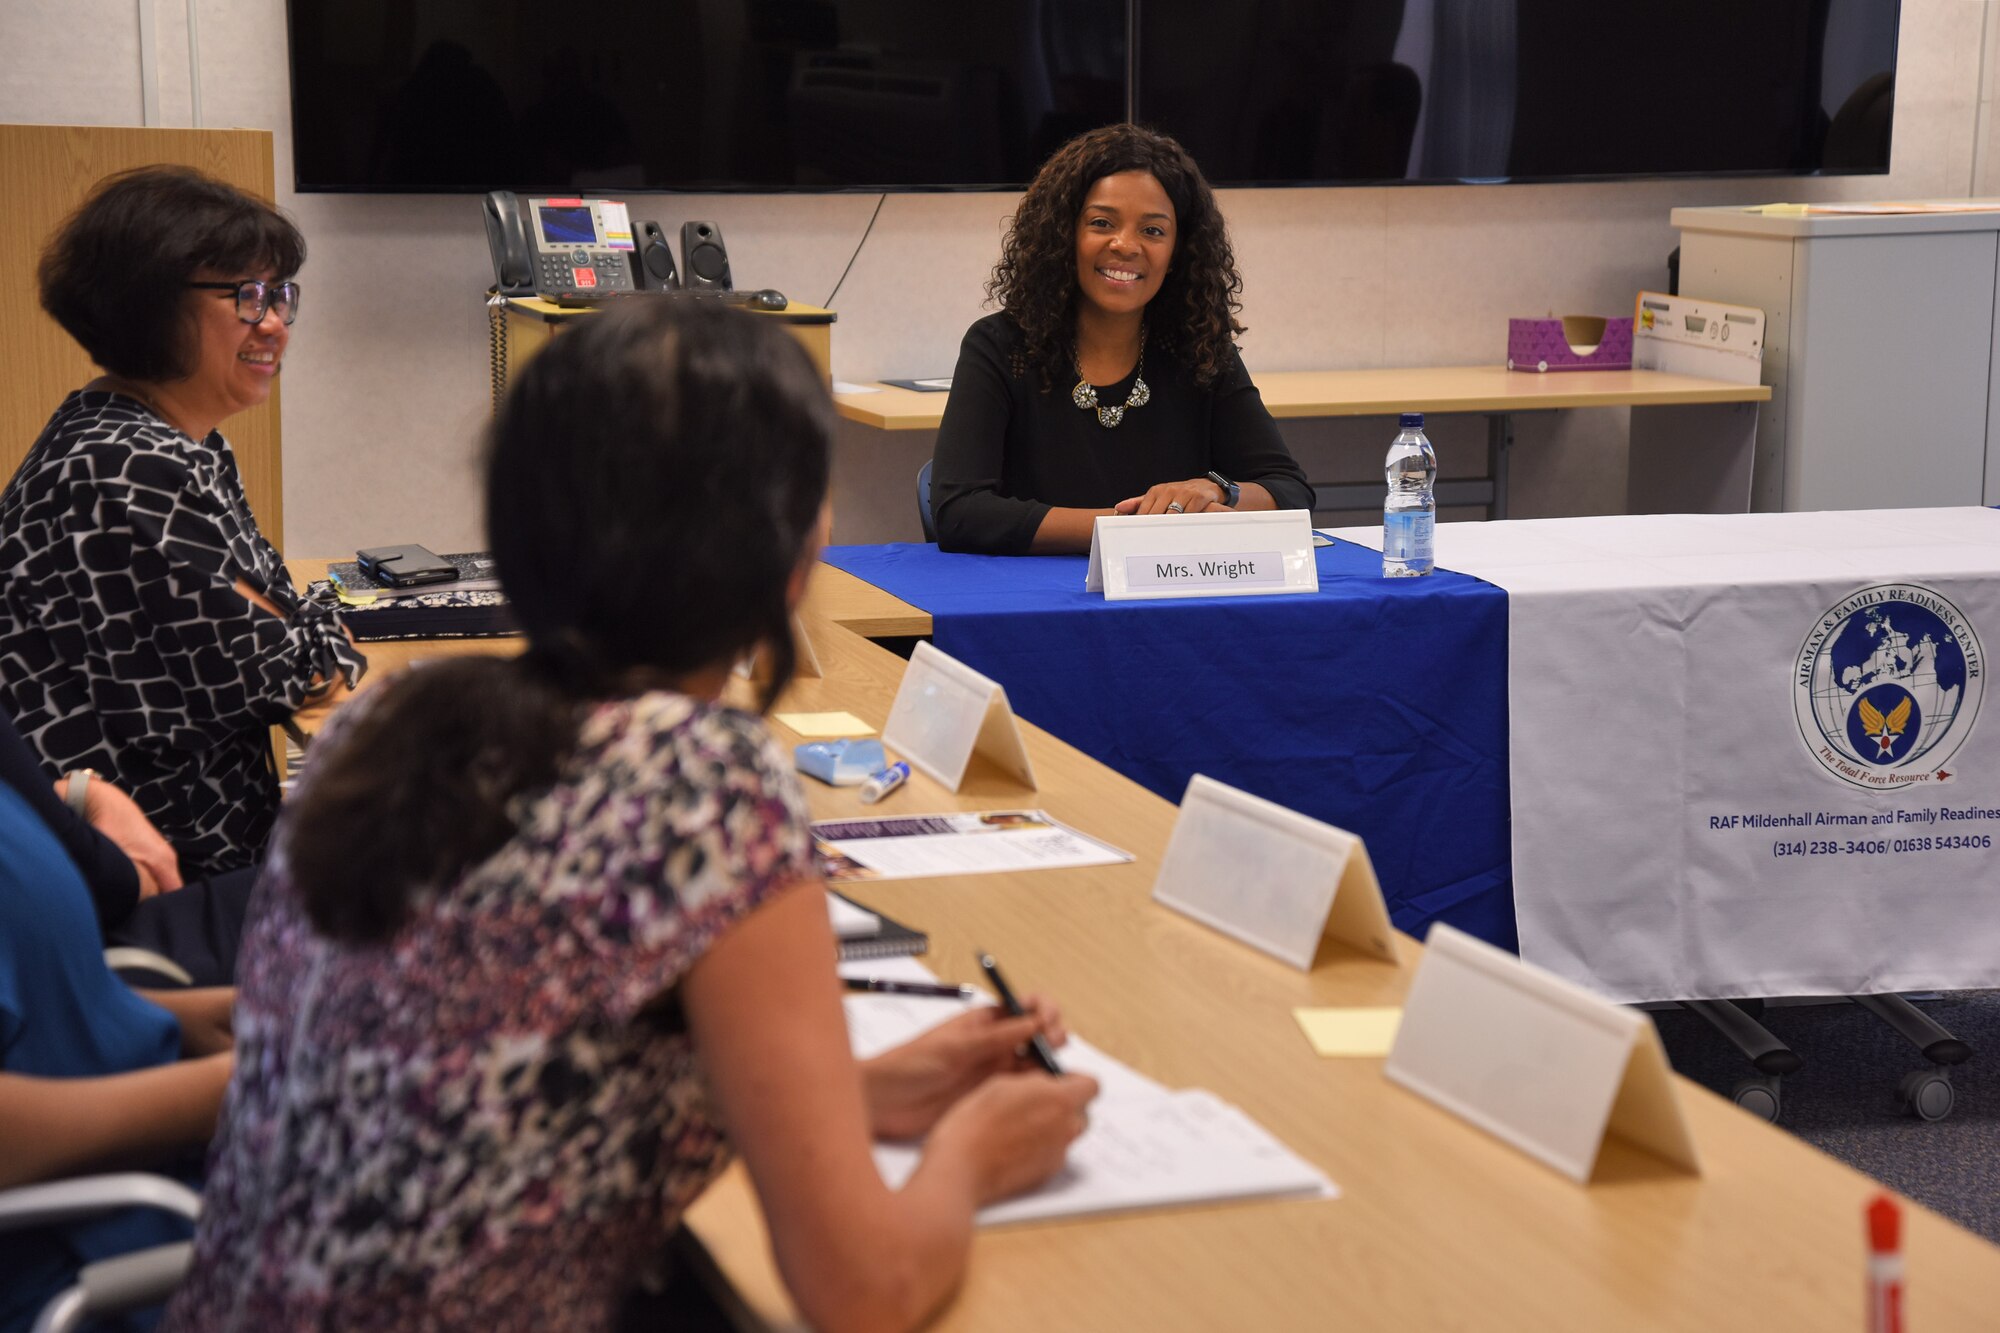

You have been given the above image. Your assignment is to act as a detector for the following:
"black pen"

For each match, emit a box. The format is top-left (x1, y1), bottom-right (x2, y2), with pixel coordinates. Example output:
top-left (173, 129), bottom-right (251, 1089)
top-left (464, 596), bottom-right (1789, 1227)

top-left (842, 977), bottom-right (977, 1000)
top-left (976, 950), bottom-right (1063, 1076)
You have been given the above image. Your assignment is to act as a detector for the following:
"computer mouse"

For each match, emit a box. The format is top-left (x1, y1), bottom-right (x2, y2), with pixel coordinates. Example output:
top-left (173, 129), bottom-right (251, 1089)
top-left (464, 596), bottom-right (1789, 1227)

top-left (748, 288), bottom-right (788, 311)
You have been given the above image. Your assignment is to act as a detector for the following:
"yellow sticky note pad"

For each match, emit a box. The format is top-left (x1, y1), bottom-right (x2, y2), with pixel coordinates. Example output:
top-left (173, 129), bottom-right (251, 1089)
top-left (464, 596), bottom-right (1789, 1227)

top-left (1293, 1007), bottom-right (1402, 1057)
top-left (774, 711), bottom-right (875, 737)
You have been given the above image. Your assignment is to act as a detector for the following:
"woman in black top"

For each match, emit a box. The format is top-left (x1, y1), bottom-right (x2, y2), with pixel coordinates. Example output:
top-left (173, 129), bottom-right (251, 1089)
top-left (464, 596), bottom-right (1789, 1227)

top-left (0, 167), bottom-right (365, 876)
top-left (930, 124), bottom-right (1312, 554)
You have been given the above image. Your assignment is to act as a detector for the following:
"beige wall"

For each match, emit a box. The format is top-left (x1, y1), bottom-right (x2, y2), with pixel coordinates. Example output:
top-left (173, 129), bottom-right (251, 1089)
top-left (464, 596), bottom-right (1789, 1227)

top-left (2, 0), bottom-right (1994, 553)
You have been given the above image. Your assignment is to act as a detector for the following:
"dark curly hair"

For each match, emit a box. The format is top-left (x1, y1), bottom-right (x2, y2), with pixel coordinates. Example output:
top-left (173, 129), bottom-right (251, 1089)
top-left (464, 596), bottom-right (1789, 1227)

top-left (39, 166), bottom-right (305, 382)
top-left (987, 123), bottom-right (1243, 390)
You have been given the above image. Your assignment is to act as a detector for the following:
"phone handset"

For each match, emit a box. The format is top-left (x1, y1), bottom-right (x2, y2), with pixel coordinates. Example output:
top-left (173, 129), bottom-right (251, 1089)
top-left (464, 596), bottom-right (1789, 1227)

top-left (483, 190), bottom-right (536, 296)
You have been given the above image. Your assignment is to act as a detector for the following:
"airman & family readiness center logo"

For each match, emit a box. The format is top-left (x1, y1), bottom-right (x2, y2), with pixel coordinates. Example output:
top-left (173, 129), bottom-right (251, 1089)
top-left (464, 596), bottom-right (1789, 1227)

top-left (1794, 584), bottom-right (1983, 788)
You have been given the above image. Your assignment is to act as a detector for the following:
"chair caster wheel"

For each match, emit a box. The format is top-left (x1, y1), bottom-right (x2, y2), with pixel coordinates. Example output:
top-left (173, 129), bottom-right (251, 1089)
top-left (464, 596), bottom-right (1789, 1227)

top-left (1900, 1068), bottom-right (1954, 1121)
top-left (1732, 1075), bottom-right (1781, 1122)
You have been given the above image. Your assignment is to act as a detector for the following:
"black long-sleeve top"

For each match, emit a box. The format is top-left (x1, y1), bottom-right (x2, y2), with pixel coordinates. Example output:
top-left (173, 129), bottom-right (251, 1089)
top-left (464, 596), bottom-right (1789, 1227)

top-left (0, 391), bottom-right (366, 876)
top-left (930, 313), bottom-right (1315, 554)
top-left (0, 706), bottom-right (139, 929)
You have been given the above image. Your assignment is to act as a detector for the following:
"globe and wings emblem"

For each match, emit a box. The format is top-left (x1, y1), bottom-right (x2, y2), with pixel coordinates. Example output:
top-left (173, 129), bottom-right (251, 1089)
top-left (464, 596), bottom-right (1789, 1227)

top-left (1797, 589), bottom-right (1982, 785)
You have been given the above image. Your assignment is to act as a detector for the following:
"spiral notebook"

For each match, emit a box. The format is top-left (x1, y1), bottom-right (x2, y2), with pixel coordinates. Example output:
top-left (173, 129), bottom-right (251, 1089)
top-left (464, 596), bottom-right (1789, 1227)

top-left (828, 891), bottom-right (928, 961)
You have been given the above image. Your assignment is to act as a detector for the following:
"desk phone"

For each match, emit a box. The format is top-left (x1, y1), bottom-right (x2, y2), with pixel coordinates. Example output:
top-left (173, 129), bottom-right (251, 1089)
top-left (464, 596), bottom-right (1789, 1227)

top-left (484, 191), bottom-right (642, 298)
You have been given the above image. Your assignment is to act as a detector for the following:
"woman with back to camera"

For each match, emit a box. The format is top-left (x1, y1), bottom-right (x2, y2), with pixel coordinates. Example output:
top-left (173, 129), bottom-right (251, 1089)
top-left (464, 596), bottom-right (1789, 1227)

top-left (0, 166), bottom-right (365, 877)
top-left (162, 301), bottom-right (1097, 1333)
top-left (930, 123), bottom-right (1314, 554)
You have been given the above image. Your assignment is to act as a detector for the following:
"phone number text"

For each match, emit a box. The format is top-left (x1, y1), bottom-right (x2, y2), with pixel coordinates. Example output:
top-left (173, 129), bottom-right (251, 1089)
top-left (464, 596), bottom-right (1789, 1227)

top-left (1773, 835), bottom-right (1991, 859)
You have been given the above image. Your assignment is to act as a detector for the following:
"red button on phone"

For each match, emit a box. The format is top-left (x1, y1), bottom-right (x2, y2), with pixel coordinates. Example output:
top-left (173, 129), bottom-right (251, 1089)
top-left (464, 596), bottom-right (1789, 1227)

top-left (573, 268), bottom-right (597, 288)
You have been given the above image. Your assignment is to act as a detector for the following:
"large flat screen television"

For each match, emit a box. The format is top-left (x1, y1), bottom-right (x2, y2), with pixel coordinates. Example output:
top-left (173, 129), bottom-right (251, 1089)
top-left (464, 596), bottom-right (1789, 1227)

top-left (1135, 0), bottom-right (1900, 186)
top-left (285, 0), bottom-right (1127, 192)
top-left (285, 0), bottom-right (1898, 192)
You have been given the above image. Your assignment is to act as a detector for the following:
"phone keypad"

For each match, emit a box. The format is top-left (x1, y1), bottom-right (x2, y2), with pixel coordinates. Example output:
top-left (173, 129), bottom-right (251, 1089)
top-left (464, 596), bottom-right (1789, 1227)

top-left (535, 251), bottom-right (632, 293)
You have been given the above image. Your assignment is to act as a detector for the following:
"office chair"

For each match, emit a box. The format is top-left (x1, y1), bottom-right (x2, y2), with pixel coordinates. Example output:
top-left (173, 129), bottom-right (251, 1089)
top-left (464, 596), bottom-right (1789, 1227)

top-left (0, 1173), bottom-right (199, 1332)
top-left (916, 459), bottom-right (937, 543)
top-left (1681, 994), bottom-right (1972, 1123)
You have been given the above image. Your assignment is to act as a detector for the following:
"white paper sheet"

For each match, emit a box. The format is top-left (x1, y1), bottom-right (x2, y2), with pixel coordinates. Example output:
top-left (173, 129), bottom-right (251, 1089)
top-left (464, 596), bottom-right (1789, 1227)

top-left (826, 892), bottom-right (881, 939)
top-left (844, 962), bottom-right (1335, 1225)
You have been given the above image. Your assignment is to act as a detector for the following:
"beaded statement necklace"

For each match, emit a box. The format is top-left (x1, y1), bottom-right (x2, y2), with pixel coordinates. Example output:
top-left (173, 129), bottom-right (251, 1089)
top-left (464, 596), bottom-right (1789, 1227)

top-left (1071, 326), bottom-right (1151, 428)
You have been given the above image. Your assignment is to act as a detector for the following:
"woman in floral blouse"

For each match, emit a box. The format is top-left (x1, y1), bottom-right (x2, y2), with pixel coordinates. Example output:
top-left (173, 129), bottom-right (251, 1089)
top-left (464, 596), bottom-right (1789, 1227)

top-left (163, 300), bottom-right (1097, 1332)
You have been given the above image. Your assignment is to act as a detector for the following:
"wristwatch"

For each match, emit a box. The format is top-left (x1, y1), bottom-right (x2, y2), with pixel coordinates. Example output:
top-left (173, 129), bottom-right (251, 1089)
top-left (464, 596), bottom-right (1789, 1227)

top-left (1206, 470), bottom-right (1241, 508)
top-left (64, 768), bottom-right (96, 817)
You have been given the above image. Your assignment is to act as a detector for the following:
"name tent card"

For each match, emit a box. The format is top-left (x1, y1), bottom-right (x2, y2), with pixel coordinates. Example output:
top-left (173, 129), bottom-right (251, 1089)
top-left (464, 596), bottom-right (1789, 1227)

top-left (1384, 925), bottom-right (1701, 1186)
top-left (735, 615), bottom-right (823, 683)
top-left (1086, 509), bottom-right (1319, 601)
top-left (882, 641), bottom-right (1035, 793)
top-left (1151, 774), bottom-right (1396, 969)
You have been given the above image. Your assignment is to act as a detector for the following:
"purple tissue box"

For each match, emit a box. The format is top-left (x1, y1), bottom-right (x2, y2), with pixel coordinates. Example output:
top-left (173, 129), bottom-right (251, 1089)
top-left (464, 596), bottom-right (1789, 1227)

top-left (1507, 315), bottom-right (1633, 372)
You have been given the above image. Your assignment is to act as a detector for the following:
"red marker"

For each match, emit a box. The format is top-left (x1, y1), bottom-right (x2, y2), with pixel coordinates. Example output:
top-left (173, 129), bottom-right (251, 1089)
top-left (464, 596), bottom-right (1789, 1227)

top-left (1867, 1193), bottom-right (1904, 1333)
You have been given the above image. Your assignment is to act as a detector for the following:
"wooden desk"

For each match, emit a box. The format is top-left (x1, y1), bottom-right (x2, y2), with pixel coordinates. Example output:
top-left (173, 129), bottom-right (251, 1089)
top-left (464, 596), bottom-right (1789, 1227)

top-left (835, 366), bottom-right (1773, 519)
top-left (291, 560), bottom-right (2000, 1326)
top-left (682, 588), bottom-right (2000, 1331)
top-left (834, 365), bottom-right (1770, 431)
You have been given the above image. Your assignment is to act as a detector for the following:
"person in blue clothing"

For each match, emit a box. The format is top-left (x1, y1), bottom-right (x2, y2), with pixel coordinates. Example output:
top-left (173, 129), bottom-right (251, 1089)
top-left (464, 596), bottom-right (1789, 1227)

top-left (0, 705), bottom-right (258, 991)
top-left (0, 747), bottom-right (235, 1331)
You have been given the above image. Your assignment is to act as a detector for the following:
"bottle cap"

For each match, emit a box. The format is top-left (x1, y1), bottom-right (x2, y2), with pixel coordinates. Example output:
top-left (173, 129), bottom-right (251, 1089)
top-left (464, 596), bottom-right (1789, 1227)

top-left (1399, 412), bottom-right (1425, 428)
top-left (1867, 1194), bottom-right (1902, 1255)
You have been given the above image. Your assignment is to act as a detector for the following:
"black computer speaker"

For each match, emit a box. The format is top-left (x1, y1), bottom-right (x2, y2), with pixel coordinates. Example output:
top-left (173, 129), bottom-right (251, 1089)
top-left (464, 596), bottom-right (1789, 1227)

top-left (680, 221), bottom-right (734, 292)
top-left (637, 220), bottom-right (679, 291)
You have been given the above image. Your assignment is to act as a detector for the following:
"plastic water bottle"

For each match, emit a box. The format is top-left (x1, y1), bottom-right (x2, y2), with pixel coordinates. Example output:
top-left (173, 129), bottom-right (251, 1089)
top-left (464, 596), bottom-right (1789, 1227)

top-left (1382, 411), bottom-right (1436, 577)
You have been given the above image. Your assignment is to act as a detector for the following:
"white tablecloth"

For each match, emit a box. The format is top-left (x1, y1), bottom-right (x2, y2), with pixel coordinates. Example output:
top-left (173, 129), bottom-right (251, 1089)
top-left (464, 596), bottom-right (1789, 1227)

top-left (1339, 508), bottom-right (2000, 1002)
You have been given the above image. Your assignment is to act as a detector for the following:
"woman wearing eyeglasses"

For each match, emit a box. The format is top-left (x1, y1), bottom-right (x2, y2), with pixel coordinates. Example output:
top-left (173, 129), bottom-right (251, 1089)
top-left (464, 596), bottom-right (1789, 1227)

top-left (0, 167), bottom-right (364, 878)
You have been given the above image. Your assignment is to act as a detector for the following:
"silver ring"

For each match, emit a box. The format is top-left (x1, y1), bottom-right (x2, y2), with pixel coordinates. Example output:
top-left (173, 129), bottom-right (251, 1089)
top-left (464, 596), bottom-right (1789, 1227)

top-left (1166, 501), bottom-right (1185, 513)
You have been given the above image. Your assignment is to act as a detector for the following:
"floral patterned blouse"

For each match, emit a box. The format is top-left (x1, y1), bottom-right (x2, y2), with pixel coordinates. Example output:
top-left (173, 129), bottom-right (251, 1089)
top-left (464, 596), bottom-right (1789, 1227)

top-left (161, 688), bottom-right (814, 1331)
top-left (0, 390), bottom-right (366, 875)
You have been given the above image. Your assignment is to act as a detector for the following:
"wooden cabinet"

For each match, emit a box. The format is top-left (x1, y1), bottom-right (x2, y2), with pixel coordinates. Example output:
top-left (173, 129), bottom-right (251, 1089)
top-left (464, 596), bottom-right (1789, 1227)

top-left (491, 296), bottom-right (834, 413)
top-left (0, 125), bottom-right (286, 546)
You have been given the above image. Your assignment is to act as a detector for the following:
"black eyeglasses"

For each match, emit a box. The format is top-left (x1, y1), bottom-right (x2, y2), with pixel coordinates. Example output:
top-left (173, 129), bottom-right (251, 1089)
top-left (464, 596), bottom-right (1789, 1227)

top-left (186, 279), bottom-right (301, 326)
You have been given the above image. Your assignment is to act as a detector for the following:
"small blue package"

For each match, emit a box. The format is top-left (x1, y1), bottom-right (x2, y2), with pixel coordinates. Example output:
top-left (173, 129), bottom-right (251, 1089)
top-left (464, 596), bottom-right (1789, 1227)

top-left (794, 738), bottom-right (887, 786)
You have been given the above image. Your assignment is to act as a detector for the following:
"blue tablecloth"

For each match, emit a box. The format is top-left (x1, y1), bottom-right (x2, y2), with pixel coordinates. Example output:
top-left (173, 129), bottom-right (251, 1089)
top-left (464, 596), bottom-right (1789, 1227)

top-left (822, 541), bottom-right (1517, 948)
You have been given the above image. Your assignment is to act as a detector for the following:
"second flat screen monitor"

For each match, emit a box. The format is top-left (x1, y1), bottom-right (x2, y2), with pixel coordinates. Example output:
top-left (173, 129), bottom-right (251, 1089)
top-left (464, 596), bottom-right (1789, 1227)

top-left (1135, 0), bottom-right (1900, 186)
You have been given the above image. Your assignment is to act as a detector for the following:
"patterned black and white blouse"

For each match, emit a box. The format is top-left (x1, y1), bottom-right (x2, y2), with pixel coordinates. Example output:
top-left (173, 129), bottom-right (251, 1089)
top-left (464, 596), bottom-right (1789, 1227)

top-left (0, 390), bottom-right (366, 876)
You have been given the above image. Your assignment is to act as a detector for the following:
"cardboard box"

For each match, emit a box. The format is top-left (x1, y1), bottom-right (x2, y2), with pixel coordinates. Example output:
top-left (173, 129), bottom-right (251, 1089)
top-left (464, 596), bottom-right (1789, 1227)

top-left (1631, 291), bottom-right (1763, 385)
top-left (1507, 315), bottom-right (1633, 372)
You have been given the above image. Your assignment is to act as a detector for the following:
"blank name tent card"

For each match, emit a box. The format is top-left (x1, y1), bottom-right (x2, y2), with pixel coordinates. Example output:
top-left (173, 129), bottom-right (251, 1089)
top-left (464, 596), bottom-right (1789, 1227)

top-left (737, 615), bottom-right (823, 682)
top-left (1086, 510), bottom-right (1318, 601)
top-left (1384, 925), bottom-right (1700, 1185)
top-left (1151, 775), bottom-right (1396, 969)
top-left (882, 641), bottom-right (1035, 792)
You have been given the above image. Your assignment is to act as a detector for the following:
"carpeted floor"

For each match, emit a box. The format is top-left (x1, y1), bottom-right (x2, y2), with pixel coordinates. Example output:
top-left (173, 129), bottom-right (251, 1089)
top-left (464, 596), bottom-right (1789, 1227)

top-left (1652, 993), bottom-right (2000, 1243)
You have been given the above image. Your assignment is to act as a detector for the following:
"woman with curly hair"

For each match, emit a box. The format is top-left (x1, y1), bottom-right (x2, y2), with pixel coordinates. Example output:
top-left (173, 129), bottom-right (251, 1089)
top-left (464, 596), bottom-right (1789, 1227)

top-left (929, 123), bottom-right (1312, 554)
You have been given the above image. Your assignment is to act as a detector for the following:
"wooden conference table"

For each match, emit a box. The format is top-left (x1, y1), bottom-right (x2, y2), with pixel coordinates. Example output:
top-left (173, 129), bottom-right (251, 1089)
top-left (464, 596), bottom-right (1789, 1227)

top-left (300, 561), bottom-right (2000, 1329)
top-left (835, 366), bottom-right (1772, 519)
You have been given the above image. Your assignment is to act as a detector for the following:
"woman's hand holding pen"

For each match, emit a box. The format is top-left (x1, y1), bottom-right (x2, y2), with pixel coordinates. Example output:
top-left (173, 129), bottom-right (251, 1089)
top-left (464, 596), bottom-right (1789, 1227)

top-left (926, 1069), bottom-right (1100, 1206)
top-left (862, 997), bottom-right (1072, 1142)
top-left (1114, 476), bottom-right (1229, 516)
